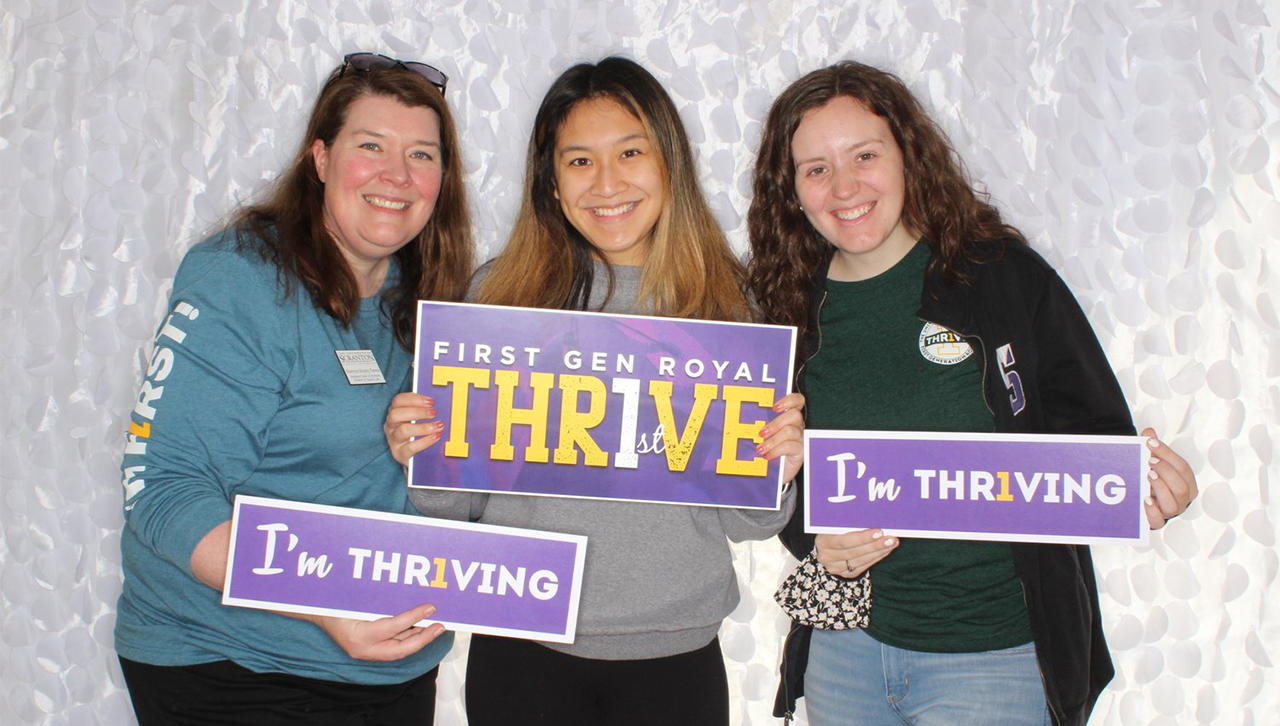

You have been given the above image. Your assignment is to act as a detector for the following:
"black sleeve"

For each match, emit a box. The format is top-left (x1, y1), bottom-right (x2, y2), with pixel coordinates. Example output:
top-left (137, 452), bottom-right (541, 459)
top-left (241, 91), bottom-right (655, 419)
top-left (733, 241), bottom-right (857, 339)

top-left (777, 464), bottom-right (814, 559)
top-left (1032, 271), bottom-right (1136, 437)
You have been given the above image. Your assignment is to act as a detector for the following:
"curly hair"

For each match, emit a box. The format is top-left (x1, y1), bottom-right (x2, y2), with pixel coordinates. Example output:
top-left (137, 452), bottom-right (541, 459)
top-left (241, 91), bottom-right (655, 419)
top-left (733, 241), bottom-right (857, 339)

top-left (746, 60), bottom-right (1024, 337)
top-left (477, 56), bottom-right (751, 322)
top-left (235, 60), bottom-right (473, 350)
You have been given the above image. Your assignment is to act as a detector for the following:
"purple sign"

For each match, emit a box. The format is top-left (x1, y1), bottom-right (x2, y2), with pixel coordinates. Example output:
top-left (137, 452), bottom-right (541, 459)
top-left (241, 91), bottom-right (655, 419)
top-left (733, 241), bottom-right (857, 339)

top-left (410, 302), bottom-right (797, 509)
top-left (805, 431), bottom-right (1150, 545)
top-left (223, 496), bottom-right (587, 642)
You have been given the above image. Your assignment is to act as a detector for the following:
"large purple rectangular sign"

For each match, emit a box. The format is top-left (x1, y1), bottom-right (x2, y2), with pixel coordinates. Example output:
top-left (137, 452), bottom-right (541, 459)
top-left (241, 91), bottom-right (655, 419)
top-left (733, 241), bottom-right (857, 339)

top-left (409, 302), bottom-right (797, 509)
top-left (805, 431), bottom-right (1150, 546)
top-left (223, 496), bottom-right (588, 642)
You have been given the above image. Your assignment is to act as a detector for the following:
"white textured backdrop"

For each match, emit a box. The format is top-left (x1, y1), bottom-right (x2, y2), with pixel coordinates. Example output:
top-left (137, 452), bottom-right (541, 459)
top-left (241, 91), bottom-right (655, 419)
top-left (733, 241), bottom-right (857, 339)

top-left (2, 1), bottom-right (1276, 724)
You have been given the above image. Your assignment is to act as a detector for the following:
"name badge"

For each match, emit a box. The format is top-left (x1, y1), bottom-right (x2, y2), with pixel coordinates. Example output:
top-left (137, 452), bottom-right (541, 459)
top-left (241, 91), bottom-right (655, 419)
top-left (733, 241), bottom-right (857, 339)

top-left (335, 349), bottom-right (386, 385)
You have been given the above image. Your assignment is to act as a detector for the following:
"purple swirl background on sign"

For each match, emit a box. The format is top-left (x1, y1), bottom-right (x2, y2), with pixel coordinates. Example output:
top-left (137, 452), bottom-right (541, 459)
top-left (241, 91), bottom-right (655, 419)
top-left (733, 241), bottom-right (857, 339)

top-left (411, 303), bottom-right (796, 509)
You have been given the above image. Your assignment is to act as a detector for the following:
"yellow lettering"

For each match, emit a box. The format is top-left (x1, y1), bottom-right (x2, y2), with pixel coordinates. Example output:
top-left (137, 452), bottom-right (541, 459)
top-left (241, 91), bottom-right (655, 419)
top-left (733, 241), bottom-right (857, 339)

top-left (431, 557), bottom-right (449, 589)
top-left (996, 471), bottom-right (1014, 501)
top-left (433, 365), bottom-right (491, 458)
top-left (491, 370), bottom-right (553, 463)
top-left (554, 375), bottom-right (609, 466)
top-left (716, 385), bottom-right (771, 476)
top-left (648, 381), bottom-right (717, 473)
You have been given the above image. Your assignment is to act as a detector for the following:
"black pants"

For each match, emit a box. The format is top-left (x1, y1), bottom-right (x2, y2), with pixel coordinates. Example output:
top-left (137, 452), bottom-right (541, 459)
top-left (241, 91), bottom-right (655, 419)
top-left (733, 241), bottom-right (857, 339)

top-left (119, 657), bottom-right (437, 726)
top-left (465, 634), bottom-right (730, 726)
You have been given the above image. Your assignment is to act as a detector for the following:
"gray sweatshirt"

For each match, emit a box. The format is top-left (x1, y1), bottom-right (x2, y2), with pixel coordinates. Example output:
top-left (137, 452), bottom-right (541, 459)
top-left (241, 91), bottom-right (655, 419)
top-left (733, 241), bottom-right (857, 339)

top-left (409, 261), bottom-right (796, 659)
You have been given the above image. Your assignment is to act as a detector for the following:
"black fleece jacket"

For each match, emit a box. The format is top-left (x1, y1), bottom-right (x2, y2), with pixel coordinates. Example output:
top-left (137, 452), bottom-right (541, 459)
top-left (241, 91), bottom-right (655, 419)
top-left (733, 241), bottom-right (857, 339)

top-left (774, 241), bottom-right (1131, 726)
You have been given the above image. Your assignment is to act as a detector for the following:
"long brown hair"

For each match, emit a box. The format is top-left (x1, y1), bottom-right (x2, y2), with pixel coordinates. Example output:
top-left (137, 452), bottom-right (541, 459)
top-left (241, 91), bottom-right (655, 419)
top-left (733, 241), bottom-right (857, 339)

top-left (235, 60), bottom-right (473, 349)
top-left (477, 57), bottom-right (750, 322)
top-left (747, 60), bottom-right (1024, 335)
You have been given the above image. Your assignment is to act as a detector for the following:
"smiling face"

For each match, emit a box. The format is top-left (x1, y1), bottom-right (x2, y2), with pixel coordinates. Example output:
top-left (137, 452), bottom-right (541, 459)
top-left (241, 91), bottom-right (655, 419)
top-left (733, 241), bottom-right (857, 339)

top-left (553, 97), bottom-right (666, 267)
top-left (791, 96), bottom-right (917, 281)
top-left (311, 94), bottom-right (443, 294)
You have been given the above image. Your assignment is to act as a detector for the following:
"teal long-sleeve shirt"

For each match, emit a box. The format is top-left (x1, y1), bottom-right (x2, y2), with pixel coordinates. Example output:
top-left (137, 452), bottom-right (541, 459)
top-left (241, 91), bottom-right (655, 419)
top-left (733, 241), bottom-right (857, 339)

top-left (114, 230), bottom-right (452, 684)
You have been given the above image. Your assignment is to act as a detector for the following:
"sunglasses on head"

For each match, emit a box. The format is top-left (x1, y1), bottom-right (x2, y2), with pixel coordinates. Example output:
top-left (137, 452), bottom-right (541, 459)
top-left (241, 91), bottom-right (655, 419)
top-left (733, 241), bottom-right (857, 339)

top-left (339, 52), bottom-right (448, 95)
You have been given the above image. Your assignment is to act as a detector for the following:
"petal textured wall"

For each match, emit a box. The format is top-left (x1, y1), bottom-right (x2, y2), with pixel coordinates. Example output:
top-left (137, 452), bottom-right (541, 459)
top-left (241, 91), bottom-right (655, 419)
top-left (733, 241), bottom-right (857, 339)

top-left (2, 1), bottom-right (1276, 724)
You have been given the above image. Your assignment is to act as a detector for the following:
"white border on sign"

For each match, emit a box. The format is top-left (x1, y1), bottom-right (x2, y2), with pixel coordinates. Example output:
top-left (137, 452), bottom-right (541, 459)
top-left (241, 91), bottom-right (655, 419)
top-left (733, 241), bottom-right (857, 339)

top-left (408, 300), bottom-right (798, 511)
top-left (802, 429), bottom-right (1151, 547)
top-left (222, 495), bottom-right (588, 643)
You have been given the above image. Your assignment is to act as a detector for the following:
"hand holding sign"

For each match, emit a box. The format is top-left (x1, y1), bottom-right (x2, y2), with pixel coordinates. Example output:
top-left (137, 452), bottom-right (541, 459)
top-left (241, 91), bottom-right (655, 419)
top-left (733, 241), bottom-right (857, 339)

top-left (804, 430), bottom-right (1152, 545)
top-left (814, 529), bottom-right (898, 579)
top-left (307, 603), bottom-right (446, 662)
top-left (223, 497), bottom-right (587, 643)
top-left (407, 302), bottom-right (797, 509)
top-left (389, 388), bottom-right (807, 494)
top-left (197, 518), bottom-right (449, 661)
top-left (385, 392), bottom-right (445, 465)
top-left (1141, 428), bottom-right (1198, 530)
top-left (757, 392), bottom-right (807, 484)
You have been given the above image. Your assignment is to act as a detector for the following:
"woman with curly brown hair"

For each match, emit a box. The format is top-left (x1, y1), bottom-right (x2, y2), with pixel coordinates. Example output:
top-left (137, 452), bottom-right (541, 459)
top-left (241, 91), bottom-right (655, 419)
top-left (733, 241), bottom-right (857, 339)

top-left (747, 60), bottom-right (1197, 726)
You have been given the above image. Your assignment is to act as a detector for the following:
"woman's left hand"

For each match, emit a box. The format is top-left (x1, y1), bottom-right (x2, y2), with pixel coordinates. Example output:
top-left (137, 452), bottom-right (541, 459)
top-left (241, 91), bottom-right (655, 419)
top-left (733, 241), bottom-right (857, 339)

top-left (1142, 427), bottom-right (1197, 529)
top-left (758, 392), bottom-right (806, 484)
top-left (310, 603), bottom-right (447, 661)
top-left (384, 392), bottom-right (445, 466)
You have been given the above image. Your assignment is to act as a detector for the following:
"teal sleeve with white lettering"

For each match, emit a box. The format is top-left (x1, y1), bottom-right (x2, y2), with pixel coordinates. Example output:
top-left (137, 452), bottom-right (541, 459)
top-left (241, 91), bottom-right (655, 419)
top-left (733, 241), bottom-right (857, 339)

top-left (114, 231), bottom-right (451, 684)
top-left (120, 237), bottom-right (288, 577)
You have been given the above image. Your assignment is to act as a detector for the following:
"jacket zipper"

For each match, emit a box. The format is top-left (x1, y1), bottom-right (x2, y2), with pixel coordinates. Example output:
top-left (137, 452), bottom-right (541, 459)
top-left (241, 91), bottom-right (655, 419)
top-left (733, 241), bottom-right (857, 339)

top-left (781, 620), bottom-right (806, 725)
top-left (927, 315), bottom-right (1061, 723)
top-left (814, 301), bottom-right (1051, 721)
top-left (972, 320), bottom-right (1054, 723)
top-left (918, 315), bottom-right (997, 422)
top-left (780, 289), bottom-right (827, 725)
top-left (797, 289), bottom-right (829, 401)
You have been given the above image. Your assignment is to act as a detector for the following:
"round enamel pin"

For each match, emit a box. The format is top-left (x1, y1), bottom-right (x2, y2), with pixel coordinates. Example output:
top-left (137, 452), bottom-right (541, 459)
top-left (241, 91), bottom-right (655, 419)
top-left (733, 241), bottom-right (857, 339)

top-left (918, 322), bottom-right (973, 365)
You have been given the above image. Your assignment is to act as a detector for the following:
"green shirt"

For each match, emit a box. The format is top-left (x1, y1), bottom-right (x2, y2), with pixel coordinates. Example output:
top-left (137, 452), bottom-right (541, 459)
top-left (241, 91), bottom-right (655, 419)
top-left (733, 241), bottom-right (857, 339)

top-left (805, 242), bottom-right (1034, 653)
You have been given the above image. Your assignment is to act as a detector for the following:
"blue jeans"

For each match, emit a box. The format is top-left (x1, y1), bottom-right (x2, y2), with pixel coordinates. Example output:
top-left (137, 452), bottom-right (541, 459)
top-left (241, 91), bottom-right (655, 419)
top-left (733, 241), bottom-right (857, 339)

top-left (805, 628), bottom-right (1051, 726)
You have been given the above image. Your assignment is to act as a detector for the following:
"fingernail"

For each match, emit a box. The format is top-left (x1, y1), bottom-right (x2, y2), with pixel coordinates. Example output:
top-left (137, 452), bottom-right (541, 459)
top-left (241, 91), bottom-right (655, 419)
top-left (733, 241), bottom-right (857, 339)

top-left (871, 530), bottom-right (883, 539)
top-left (1149, 457), bottom-right (1159, 465)
top-left (1146, 438), bottom-right (1159, 449)
top-left (434, 422), bottom-right (445, 430)
top-left (884, 537), bottom-right (897, 547)
top-left (1148, 470), bottom-right (1158, 480)
top-left (427, 409), bottom-right (437, 417)
top-left (423, 605), bottom-right (436, 616)
top-left (755, 444), bottom-right (766, 454)
top-left (1145, 496), bottom-right (1155, 506)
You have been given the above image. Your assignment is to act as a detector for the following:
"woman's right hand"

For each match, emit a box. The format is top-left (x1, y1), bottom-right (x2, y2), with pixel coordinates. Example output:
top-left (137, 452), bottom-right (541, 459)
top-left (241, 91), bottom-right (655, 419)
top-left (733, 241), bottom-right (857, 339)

top-left (815, 529), bottom-right (898, 579)
top-left (384, 392), bottom-right (445, 465)
top-left (309, 603), bottom-right (446, 661)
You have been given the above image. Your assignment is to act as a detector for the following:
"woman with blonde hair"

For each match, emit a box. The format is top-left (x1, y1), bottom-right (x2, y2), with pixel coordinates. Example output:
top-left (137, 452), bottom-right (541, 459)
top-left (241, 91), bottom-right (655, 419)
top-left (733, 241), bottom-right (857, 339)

top-left (386, 56), bottom-right (803, 725)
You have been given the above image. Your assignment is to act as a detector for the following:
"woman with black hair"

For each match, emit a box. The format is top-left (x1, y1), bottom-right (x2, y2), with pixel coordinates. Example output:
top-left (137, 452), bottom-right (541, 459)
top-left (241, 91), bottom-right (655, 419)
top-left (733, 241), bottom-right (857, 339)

top-left (386, 57), bottom-right (805, 725)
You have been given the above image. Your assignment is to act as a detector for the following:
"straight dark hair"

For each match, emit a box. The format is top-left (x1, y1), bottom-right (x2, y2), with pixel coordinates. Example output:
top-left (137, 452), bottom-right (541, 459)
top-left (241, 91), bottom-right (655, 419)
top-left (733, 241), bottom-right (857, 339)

top-left (477, 56), bottom-right (750, 322)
